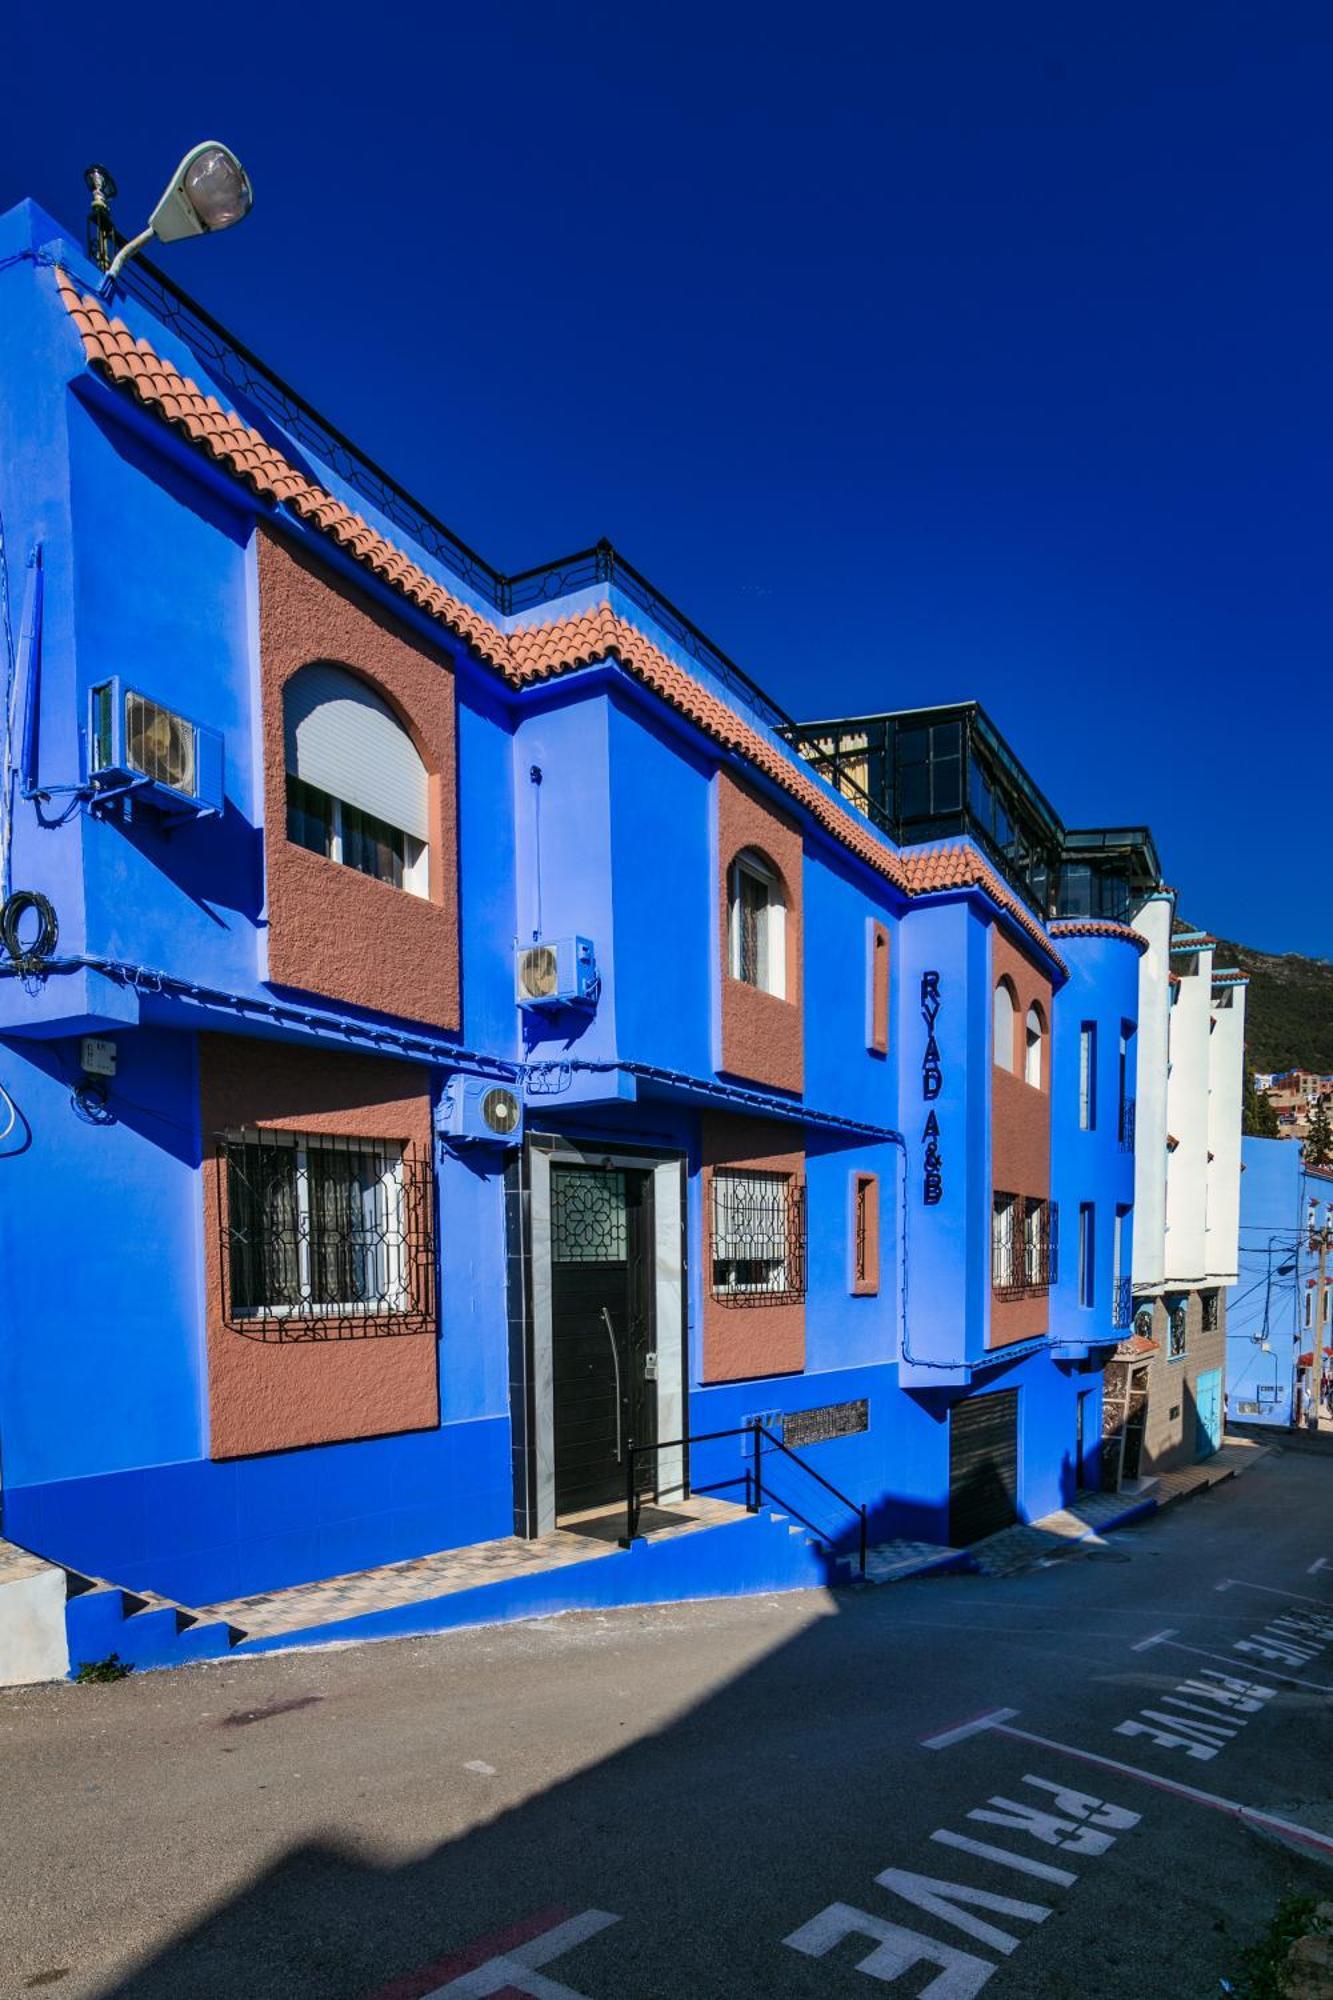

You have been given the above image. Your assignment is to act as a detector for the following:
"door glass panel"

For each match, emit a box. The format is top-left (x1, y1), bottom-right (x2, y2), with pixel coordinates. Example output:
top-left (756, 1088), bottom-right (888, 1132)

top-left (551, 1168), bottom-right (628, 1263)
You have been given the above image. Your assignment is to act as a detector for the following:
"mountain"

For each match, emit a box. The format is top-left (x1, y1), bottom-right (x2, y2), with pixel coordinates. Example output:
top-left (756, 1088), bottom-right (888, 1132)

top-left (1213, 940), bottom-right (1333, 1078)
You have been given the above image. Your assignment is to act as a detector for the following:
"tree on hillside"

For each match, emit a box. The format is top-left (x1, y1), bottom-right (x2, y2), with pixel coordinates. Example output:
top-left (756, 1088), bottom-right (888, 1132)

top-left (1244, 1077), bottom-right (1280, 1139)
top-left (1306, 1094), bottom-right (1333, 1168)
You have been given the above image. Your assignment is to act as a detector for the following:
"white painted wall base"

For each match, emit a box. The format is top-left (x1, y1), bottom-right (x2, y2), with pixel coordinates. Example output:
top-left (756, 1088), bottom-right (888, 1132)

top-left (0, 1567), bottom-right (70, 1687)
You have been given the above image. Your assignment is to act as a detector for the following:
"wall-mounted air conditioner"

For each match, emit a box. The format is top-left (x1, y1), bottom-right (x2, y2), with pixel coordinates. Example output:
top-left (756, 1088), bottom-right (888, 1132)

top-left (515, 936), bottom-right (598, 1011)
top-left (88, 679), bottom-right (224, 816)
top-left (438, 1077), bottom-right (524, 1147)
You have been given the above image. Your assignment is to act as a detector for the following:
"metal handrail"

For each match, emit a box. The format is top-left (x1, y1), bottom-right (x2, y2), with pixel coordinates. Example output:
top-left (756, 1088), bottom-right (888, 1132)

top-left (620, 1419), bottom-right (868, 1576)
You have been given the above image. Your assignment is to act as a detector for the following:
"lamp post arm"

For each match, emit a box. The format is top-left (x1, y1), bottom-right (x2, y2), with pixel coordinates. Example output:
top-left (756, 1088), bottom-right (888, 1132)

top-left (102, 228), bottom-right (156, 291)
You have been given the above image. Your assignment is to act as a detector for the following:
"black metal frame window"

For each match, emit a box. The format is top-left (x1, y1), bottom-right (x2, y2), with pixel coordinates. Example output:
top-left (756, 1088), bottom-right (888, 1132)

top-left (727, 851), bottom-right (784, 996)
top-left (711, 1169), bottom-right (806, 1304)
top-left (286, 774), bottom-right (420, 893)
top-left (1079, 1022), bottom-right (1097, 1130)
top-left (1118, 1024), bottom-right (1136, 1152)
top-left (1112, 1206), bottom-right (1132, 1328)
top-left (1078, 1202), bottom-right (1095, 1308)
top-left (1200, 1288), bottom-right (1219, 1333)
top-left (218, 1129), bottom-right (435, 1340)
top-left (992, 1193), bottom-right (1057, 1296)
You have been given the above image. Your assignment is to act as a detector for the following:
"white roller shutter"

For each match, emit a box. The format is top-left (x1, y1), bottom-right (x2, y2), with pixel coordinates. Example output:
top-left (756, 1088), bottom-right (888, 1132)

top-left (284, 662), bottom-right (429, 841)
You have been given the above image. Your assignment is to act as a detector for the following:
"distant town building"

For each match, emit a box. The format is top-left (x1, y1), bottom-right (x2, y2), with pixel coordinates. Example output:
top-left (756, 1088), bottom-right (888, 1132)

top-left (1253, 1069), bottom-right (1333, 1142)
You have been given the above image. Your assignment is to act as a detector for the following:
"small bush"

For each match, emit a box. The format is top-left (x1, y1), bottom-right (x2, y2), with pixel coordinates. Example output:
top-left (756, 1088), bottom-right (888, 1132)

top-left (1232, 1894), bottom-right (1322, 1999)
top-left (73, 1653), bottom-right (133, 1685)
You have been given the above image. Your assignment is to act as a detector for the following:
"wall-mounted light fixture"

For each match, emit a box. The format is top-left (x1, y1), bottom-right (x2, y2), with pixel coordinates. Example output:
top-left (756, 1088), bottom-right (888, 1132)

top-left (86, 143), bottom-right (253, 288)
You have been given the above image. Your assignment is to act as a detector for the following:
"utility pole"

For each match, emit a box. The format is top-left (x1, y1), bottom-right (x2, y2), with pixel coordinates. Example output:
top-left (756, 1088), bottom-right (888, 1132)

top-left (1307, 1200), bottom-right (1330, 1432)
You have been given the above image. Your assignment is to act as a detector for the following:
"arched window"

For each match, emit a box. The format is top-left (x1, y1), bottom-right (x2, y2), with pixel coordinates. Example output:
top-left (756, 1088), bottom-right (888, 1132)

top-left (993, 978), bottom-right (1016, 1071)
top-left (728, 849), bottom-right (786, 997)
top-left (1024, 1003), bottom-right (1045, 1087)
top-left (284, 663), bottom-right (429, 897)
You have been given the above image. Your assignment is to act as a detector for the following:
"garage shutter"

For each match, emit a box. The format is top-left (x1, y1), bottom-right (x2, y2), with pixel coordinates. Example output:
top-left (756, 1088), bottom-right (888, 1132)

top-left (949, 1389), bottom-right (1019, 1545)
top-left (283, 661), bottom-right (428, 841)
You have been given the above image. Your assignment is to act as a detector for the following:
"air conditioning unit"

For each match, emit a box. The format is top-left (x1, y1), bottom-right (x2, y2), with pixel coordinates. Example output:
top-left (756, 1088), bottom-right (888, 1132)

top-left (439, 1077), bottom-right (523, 1147)
top-left (88, 679), bottom-right (224, 816)
top-left (515, 936), bottom-right (598, 1011)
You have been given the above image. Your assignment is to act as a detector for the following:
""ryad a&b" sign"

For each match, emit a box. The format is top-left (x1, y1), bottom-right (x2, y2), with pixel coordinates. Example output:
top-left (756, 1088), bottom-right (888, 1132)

top-left (921, 971), bottom-right (943, 1205)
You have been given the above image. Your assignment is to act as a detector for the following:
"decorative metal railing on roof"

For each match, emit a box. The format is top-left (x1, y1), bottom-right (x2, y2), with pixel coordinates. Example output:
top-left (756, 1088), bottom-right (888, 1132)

top-left (113, 251), bottom-right (795, 737)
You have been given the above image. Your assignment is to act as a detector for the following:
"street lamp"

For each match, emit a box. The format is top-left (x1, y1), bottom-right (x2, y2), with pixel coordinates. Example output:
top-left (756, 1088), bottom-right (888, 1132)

top-left (90, 143), bottom-right (253, 288)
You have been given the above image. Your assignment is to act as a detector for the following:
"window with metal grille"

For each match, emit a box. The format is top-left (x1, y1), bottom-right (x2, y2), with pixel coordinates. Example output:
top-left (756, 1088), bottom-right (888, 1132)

top-left (217, 1129), bottom-right (435, 1339)
top-left (711, 1168), bottom-right (806, 1303)
top-left (1201, 1287), bottom-right (1219, 1332)
top-left (1168, 1297), bottom-right (1189, 1359)
top-left (992, 1192), bottom-right (1057, 1296)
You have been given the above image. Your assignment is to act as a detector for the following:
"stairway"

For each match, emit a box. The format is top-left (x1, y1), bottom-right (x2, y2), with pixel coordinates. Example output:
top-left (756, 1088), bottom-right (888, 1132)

top-left (0, 1535), bottom-right (245, 1686)
top-left (0, 1498), bottom-right (843, 1684)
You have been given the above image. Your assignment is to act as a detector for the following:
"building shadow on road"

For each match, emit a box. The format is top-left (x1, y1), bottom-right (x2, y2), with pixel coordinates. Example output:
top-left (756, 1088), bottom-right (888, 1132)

top-left (77, 1458), bottom-right (1316, 1999)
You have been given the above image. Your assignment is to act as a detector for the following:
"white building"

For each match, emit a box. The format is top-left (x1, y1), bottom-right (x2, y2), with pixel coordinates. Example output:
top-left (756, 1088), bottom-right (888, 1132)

top-left (1103, 901), bottom-right (1247, 1479)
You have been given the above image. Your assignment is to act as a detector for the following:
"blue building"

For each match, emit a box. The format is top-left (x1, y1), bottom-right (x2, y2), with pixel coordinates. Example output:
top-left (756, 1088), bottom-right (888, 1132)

top-left (0, 197), bottom-right (1152, 1664)
top-left (1229, 1136), bottom-right (1333, 1428)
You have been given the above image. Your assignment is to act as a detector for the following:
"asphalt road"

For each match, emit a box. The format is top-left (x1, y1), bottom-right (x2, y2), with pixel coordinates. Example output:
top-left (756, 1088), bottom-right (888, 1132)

top-left (3, 1449), bottom-right (1331, 1999)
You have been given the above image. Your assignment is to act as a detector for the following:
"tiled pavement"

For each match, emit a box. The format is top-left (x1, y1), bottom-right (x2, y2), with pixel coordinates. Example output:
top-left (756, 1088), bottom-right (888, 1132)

top-left (1, 1437), bottom-right (1276, 1652)
top-left (969, 1435), bottom-right (1271, 1579)
top-left (859, 1539), bottom-right (969, 1585)
top-left (202, 1494), bottom-right (749, 1641)
top-left (0, 1538), bottom-right (61, 1587)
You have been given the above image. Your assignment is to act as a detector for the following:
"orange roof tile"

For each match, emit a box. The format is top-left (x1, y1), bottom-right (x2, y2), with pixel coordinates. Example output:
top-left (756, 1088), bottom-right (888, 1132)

top-left (53, 269), bottom-right (1065, 966)
top-left (1048, 919), bottom-right (1149, 952)
top-left (1114, 1333), bottom-right (1159, 1359)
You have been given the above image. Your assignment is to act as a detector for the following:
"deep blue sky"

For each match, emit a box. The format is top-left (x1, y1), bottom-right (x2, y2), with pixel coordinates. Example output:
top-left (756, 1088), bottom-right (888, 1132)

top-left (4, 4), bottom-right (1330, 955)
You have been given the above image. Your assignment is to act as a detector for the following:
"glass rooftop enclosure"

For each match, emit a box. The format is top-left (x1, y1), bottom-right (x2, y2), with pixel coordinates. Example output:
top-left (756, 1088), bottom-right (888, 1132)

top-left (785, 704), bottom-right (1162, 925)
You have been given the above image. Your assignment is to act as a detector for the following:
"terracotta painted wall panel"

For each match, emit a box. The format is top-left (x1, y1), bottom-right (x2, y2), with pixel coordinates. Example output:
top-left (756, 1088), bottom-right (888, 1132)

top-left (716, 772), bottom-right (803, 1093)
top-left (990, 929), bottom-right (1054, 1348)
top-left (258, 528), bottom-right (460, 1028)
top-left (200, 1035), bottom-right (439, 1459)
top-left (701, 1113), bottom-right (805, 1381)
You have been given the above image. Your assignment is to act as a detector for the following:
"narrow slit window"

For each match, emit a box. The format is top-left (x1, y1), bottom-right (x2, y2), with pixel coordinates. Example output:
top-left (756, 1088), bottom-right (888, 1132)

top-left (852, 1172), bottom-right (879, 1294)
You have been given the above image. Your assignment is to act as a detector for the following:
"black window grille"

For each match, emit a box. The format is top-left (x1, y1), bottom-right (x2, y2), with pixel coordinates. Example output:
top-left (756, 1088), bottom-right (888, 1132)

top-left (992, 1193), bottom-right (1058, 1297)
top-left (217, 1129), bottom-right (435, 1340)
top-left (1201, 1288), bottom-right (1219, 1333)
top-left (854, 1176), bottom-right (870, 1286)
top-left (1168, 1298), bottom-right (1189, 1359)
top-left (1112, 1275), bottom-right (1134, 1329)
top-left (711, 1169), bottom-right (806, 1304)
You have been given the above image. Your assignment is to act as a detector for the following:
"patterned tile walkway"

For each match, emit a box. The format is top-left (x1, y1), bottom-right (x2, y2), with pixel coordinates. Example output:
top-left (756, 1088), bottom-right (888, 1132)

top-left (970, 1435), bottom-right (1271, 1579)
top-left (860, 1539), bottom-right (968, 1585)
top-left (0, 1538), bottom-right (61, 1588)
top-left (203, 1495), bottom-right (749, 1640)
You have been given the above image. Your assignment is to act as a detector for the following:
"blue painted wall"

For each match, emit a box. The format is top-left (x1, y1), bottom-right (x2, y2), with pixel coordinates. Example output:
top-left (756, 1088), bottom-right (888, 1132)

top-left (0, 204), bottom-right (1144, 1617)
top-left (1049, 931), bottom-right (1141, 1354)
top-left (1228, 1136), bottom-right (1328, 1428)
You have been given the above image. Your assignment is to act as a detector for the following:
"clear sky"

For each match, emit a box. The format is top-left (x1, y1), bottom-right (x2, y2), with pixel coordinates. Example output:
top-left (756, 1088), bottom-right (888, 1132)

top-left (4, 3), bottom-right (1330, 955)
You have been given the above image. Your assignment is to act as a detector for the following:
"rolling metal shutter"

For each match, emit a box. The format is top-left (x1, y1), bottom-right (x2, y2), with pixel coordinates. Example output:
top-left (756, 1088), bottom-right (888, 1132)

top-left (948, 1389), bottom-right (1019, 1545)
top-left (283, 661), bottom-right (428, 840)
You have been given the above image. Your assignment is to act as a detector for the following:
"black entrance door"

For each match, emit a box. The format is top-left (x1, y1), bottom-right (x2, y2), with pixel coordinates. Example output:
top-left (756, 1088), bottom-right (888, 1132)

top-left (550, 1165), bottom-right (657, 1515)
top-left (948, 1389), bottom-right (1019, 1545)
